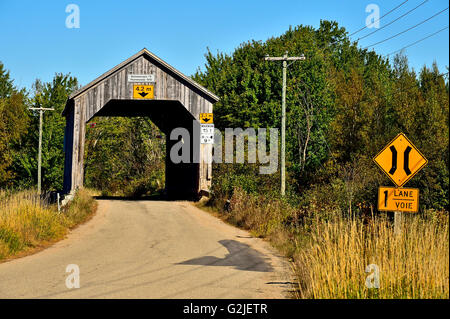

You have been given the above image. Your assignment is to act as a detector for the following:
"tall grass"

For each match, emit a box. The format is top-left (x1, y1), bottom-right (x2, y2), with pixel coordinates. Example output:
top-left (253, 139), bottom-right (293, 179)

top-left (0, 188), bottom-right (97, 261)
top-left (203, 186), bottom-right (449, 299)
top-left (294, 214), bottom-right (449, 299)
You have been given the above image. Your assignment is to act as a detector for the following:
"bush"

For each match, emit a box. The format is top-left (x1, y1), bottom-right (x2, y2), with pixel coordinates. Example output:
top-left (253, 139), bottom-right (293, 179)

top-left (62, 188), bottom-right (98, 228)
top-left (122, 172), bottom-right (164, 198)
top-left (0, 188), bottom-right (97, 261)
top-left (205, 176), bottom-right (449, 299)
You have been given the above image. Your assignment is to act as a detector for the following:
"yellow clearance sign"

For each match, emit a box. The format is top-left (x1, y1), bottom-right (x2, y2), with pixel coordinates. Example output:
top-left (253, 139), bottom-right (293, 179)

top-left (133, 85), bottom-right (154, 99)
top-left (200, 113), bottom-right (213, 124)
top-left (373, 133), bottom-right (427, 187)
top-left (378, 186), bottom-right (419, 213)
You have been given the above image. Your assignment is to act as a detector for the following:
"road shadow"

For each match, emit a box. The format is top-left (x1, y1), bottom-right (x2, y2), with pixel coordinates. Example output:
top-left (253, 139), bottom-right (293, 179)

top-left (177, 239), bottom-right (273, 272)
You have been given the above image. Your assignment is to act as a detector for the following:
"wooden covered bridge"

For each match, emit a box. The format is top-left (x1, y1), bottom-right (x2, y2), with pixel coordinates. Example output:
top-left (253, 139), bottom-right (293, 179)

top-left (62, 48), bottom-right (218, 199)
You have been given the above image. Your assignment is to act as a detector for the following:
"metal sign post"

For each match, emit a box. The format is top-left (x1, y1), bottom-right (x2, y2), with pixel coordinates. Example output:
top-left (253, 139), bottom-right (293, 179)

top-left (394, 210), bottom-right (402, 235)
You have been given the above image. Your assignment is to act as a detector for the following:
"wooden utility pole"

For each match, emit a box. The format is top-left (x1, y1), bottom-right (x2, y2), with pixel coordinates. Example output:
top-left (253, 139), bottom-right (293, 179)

top-left (29, 107), bottom-right (54, 194)
top-left (265, 51), bottom-right (305, 196)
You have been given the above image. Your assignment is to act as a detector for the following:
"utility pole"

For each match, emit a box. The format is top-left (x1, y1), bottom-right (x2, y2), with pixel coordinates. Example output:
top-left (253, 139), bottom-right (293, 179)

top-left (29, 106), bottom-right (54, 194)
top-left (265, 51), bottom-right (305, 196)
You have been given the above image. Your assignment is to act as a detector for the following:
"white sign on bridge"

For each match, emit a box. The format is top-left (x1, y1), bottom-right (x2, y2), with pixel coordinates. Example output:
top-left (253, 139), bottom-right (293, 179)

top-left (200, 124), bottom-right (214, 144)
top-left (127, 74), bottom-right (155, 83)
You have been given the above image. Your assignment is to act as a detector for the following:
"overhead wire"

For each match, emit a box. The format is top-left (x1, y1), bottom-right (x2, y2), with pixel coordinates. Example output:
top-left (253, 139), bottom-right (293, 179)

top-left (328, 0), bottom-right (410, 46)
top-left (356, 0), bottom-right (429, 42)
top-left (386, 26), bottom-right (449, 57)
top-left (363, 6), bottom-right (449, 49)
top-left (349, 0), bottom-right (410, 37)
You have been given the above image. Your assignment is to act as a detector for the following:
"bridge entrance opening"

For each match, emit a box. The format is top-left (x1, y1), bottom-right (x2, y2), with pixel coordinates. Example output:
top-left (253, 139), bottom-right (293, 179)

top-left (84, 115), bottom-right (166, 198)
top-left (62, 49), bottom-right (218, 199)
top-left (83, 100), bottom-right (199, 199)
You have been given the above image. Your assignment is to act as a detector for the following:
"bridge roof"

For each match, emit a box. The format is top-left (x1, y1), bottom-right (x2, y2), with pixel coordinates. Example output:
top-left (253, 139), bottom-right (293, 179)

top-left (63, 48), bottom-right (219, 115)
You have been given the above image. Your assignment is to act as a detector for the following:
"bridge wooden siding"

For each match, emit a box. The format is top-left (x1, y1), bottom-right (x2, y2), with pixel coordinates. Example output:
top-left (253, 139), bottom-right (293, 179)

top-left (63, 48), bottom-right (218, 198)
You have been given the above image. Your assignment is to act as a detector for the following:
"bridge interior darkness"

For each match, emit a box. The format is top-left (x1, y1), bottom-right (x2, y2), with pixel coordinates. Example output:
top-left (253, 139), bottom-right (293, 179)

top-left (90, 99), bottom-right (200, 199)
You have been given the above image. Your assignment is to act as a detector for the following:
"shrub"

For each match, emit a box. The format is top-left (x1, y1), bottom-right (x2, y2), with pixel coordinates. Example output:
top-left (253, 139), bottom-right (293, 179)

top-left (205, 178), bottom-right (449, 299)
top-left (0, 188), bottom-right (97, 261)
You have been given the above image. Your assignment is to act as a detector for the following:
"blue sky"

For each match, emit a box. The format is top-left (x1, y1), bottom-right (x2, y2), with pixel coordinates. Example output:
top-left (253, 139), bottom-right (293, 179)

top-left (0, 0), bottom-right (448, 91)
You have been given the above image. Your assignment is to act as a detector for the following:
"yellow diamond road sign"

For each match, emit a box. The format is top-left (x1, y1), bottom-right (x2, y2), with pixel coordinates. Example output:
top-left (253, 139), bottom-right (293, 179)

top-left (373, 133), bottom-right (427, 187)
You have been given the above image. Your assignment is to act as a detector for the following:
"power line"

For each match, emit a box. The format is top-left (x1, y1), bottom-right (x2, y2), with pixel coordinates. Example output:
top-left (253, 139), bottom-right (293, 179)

top-left (363, 6), bottom-right (449, 49)
top-left (386, 26), bottom-right (449, 57)
top-left (356, 0), bottom-right (429, 42)
top-left (349, 0), bottom-right (410, 37)
top-left (328, 1), bottom-right (410, 46)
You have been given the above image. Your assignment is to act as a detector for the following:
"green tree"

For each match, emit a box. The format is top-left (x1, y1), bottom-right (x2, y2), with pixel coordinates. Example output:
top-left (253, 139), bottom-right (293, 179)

top-left (0, 62), bottom-right (30, 187)
top-left (194, 21), bottom-right (449, 213)
top-left (13, 73), bottom-right (79, 191)
top-left (84, 117), bottom-right (165, 196)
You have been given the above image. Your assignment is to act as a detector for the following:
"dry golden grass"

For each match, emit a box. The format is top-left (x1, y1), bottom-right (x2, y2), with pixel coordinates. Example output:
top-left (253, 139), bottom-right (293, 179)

top-left (228, 187), bottom-right (293, 237)
top-left (205, 187), bottom-right (449, 299)
top-left (0, 188), bottom-right (97, 261)
top-left (294, 214), bottom-right (449, 299)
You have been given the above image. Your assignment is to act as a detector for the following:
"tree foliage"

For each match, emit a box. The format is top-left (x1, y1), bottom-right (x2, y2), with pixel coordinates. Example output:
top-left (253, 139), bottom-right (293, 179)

top-left (84, 117), bottom-right (165, 196)
top-left (0, 20), bottom-right (448, 211)
top-left (0, 63), bottom-right (30, 187)
top-left (194, 21), bottom-right (449, 212)
top-left (12, 74), bottom-right (79, 191)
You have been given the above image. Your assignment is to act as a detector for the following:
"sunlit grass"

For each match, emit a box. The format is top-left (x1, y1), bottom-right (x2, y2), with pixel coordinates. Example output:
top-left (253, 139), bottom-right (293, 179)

top-left (208, 187), bottom-right (449, 299)
top-left (294, 214), bottom-right (449, 299)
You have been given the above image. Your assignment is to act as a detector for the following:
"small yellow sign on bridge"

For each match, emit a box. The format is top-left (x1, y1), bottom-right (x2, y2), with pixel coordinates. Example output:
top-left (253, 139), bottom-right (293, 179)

top-left (133, 85), bottom-right (154, 99)
top-left (200, 113), bottom-right (213, 124)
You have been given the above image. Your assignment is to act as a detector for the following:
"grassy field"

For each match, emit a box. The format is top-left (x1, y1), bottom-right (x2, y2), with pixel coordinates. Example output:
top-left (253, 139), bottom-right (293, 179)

top-left (199, 187), bottom-right (449, 299)
top-left (293, 214), bottom-right (449, 299)
top-left (0, 188), bottom-right (97, 261)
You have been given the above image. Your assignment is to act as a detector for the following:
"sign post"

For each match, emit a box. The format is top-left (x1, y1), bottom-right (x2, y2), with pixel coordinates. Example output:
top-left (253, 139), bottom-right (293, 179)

top-left (394, 211), bottom-right (402, 235)
top-left (373, 133), bottom-right (427, 234)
